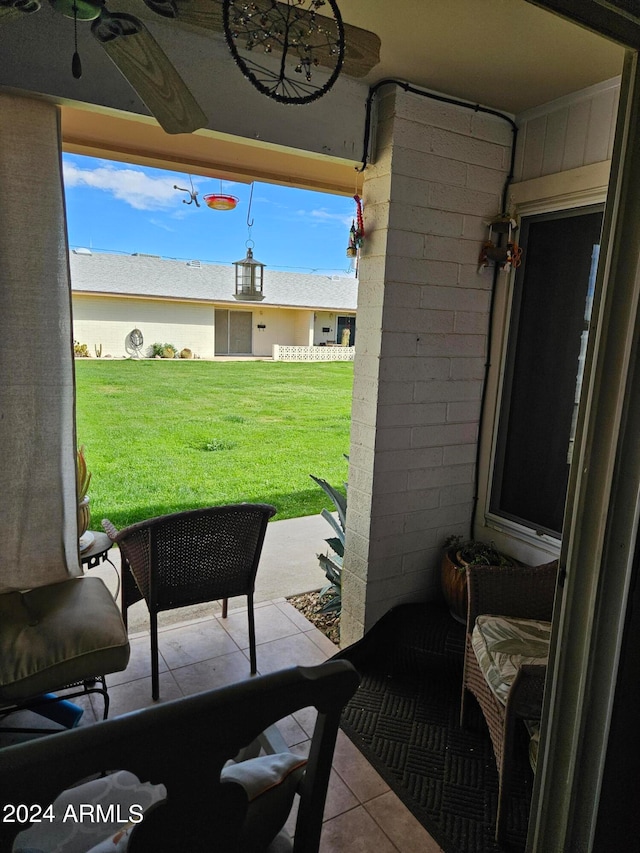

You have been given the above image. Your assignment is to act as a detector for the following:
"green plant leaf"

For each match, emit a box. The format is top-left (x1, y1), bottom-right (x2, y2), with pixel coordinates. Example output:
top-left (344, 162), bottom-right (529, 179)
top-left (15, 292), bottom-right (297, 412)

top-left (320, 508), bottom-right (345, 545)
top-left (318, 552), bottom-right (342, 586)
top-left (319, 596), bottom-right (341, 613)
top-left (325, 536), bottom-right (344, 557)
top-left (310, 474), bottom-right (347, 530)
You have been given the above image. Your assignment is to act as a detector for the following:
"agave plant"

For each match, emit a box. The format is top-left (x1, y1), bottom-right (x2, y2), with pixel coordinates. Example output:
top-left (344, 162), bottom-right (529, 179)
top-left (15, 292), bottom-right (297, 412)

top-left (310, 472), bottom-right (347, 613)
top-left (76, 445), bottom-right (92, 503)
top-left (76, 445), bottom-right (92, 539)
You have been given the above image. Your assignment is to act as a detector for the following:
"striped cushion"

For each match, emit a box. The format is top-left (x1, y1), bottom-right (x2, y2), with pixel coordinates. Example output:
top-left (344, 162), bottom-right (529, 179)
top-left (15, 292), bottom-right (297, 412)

top-left (471, 614), bottom-right (551, 707)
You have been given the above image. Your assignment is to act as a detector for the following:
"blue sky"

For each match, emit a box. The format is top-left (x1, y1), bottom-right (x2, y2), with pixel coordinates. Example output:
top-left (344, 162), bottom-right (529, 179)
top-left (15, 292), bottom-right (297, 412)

top-left (62, 153), bottom-right (357, 276)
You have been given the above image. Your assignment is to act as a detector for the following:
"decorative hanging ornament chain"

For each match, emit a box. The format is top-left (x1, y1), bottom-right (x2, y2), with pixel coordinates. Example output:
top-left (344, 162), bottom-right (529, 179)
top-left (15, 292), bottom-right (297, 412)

top-left (354, 194), bottom-right (364, 243)
top-left (347, 193), bottom-right (364, 275)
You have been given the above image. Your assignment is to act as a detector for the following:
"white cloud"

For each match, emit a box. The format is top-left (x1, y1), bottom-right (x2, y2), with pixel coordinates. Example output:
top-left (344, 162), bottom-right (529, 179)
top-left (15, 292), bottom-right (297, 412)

top-left (63, 162), bottom-right (196, 211)
top-left (149, 218), bottom-right (175, 232)
top-left (305, 207), bottom-right (353, 228)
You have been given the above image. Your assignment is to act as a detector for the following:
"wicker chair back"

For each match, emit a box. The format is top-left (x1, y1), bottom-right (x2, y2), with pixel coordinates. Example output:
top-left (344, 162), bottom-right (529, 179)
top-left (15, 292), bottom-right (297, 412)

top-left (103, 503), bottom-right (276, 699)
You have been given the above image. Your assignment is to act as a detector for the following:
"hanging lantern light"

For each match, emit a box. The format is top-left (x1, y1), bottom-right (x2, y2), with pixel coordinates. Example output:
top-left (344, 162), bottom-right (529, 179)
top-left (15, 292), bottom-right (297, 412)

top-left (233, 242), bottom-right (266, 301)
top-left (233, 183), bottom-right (265, 300)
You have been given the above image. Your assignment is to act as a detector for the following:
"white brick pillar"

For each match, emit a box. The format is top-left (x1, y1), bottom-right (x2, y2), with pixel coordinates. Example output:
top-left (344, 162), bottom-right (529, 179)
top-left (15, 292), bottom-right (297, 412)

top-left (341, 86), bottom-right (513, 645)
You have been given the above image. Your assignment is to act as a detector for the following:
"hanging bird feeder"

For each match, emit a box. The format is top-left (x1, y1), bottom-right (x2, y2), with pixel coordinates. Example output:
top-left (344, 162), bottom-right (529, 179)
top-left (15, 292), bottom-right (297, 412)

top-left (478, 215), bottom-right (522, 273)
top-left (203, 179), bottom-right (239, 210)
top-left (203, 193), bottom-right (239, 211)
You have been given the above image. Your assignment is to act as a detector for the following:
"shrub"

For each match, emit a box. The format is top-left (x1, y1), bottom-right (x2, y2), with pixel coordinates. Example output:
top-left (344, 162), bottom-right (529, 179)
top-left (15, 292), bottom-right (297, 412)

top-left (74, 341), bottom-right (90, 357)
top-left (180, 348), bottom-right (193, 359)
top-left (150, 342), bottom-right (178, 359)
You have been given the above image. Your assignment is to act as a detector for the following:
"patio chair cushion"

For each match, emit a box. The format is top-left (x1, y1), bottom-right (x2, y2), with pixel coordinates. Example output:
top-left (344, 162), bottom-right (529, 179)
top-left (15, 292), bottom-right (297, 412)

top-left (0, 577), bottom-right (129, 704)
top-left (221, 751), bottom-right (307, 852)
top-left (525, 719), bottom-right (541, 772)
top-left (13, 770), bottom-right (167, 853)
top-left (471, 614), bottom-right (551, 707)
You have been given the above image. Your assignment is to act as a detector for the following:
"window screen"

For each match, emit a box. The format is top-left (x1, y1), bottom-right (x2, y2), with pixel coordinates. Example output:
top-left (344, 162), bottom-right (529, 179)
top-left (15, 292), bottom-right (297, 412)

top-left (490, 207), bottom-right (603, 536)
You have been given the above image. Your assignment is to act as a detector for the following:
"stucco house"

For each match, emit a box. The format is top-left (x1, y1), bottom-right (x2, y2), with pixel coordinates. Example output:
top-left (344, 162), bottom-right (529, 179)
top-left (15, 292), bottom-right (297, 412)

top-left (3, 1), bottom-right (640, 848)
top-left (69, 250), bottom-right (357, 358)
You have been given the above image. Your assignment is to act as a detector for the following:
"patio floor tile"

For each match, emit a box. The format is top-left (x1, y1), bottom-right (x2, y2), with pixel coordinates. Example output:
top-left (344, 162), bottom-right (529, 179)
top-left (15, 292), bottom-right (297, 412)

top-left (170, 650), bottom-right (254, 695)
top-left (220, 601), bottom-right (301, 648)
top-left (1, 591), bottom-right (444, 852)
top-left (157, 617), bottom-right (242, 669)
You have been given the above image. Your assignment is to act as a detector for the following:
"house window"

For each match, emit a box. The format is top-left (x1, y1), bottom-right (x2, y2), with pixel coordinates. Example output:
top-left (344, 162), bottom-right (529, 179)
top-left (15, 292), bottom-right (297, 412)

top-left (489, 206), bottom-right (603, 537)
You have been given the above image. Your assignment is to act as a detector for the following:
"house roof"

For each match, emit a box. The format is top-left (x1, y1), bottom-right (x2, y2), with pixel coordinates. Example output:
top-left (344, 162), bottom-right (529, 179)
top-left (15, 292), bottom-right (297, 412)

top-left (69, 250), bottom-right (358, 312)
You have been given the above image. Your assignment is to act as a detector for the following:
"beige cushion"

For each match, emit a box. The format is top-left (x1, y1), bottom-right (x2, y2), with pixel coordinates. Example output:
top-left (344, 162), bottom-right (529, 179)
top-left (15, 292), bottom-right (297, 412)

top-left (221, 752), bottom-right (307, 853)
top-left (471, 614), bottom-right (551, 707)
top-left (525, 720), bottom-right (540, 772)
top-left (0, 577), bottom-right (129, 703)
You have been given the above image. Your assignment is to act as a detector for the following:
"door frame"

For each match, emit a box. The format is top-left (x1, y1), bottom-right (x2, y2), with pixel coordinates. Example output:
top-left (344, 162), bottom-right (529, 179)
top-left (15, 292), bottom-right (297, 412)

top-left (523, 3), bottom-right (640, 848)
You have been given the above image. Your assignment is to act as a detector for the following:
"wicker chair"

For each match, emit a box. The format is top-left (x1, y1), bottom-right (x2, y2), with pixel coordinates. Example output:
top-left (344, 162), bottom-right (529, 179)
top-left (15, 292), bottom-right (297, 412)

top-left (1, 660), bottom-right (360, 853)
top-left (460, 560), bottom-right (558, 841)
top-left (103, 503), bottom-right (276, 700)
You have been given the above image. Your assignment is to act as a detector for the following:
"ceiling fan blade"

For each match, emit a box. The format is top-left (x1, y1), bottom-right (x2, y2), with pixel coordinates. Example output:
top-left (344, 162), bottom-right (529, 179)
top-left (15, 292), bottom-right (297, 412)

top-left (142, 0), bottom-right (380, 78)
top-left (91, 11), bottom-right (208, 133)
top-left (0, 0), bottom-right (40, 25)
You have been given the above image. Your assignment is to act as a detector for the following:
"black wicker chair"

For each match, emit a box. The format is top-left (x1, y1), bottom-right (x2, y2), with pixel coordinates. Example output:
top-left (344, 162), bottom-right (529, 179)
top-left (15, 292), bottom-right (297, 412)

top-left (103, 503), bottom-right (276, 700)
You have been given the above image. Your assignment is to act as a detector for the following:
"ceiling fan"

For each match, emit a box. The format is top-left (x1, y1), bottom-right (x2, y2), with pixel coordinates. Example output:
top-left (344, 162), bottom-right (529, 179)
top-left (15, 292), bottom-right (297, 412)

top-left (0, 0), bottom-right (380, 130)
top-left (0, 0), bottom-right (208, 133)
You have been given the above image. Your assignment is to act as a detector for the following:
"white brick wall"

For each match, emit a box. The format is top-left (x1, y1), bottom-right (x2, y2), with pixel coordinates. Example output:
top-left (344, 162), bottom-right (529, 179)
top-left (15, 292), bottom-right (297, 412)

top-left (341, 85), bottom-right (512, 645)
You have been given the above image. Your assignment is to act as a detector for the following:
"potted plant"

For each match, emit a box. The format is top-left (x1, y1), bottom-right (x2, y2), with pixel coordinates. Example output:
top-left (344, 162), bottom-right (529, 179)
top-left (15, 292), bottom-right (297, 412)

top-left (77, 445), bottom-right (92, 543)
top-left (441, 535), bottom-right (514, 622)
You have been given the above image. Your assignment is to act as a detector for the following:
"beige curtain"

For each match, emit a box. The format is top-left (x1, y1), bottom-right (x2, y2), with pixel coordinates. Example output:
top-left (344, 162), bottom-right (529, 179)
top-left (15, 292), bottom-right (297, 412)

top-left (0, 93), bottom-right (80, 591)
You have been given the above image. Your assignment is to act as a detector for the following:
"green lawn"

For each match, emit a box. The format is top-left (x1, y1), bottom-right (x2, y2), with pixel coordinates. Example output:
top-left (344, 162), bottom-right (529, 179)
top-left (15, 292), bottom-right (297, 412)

top-left (75, 360), bottom-right (353, 529)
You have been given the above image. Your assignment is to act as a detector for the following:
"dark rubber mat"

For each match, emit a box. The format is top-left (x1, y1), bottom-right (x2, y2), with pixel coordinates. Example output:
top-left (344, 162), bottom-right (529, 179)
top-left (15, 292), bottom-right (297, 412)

top-left (337, 603), bottom-right (532, 853)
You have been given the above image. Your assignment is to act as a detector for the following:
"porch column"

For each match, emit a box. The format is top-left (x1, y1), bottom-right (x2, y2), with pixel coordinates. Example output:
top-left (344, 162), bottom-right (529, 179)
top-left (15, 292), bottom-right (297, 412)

top-left (0, 93), bottom-right (80, 591)
top-left (341, 86), bottom-right (512, 644)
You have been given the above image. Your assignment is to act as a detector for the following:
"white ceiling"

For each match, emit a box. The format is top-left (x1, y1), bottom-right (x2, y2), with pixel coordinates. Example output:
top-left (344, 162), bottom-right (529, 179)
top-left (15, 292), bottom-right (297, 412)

top-left (340, 0), bottom-right (624, 114)
top-left (0, 0), bottom-right (627, 190)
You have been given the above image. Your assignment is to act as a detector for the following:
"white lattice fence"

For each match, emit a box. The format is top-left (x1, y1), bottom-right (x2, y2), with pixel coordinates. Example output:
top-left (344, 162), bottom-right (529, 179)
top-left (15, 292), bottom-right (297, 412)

top-left (272, 345), bottom-right (355, 361)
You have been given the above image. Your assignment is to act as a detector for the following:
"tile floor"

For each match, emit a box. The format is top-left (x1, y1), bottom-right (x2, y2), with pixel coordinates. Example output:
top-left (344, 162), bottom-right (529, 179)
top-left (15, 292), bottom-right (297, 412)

top-left (121, 599), bottom-right (444, 852)
top-left (4, 596), bottom-right (443, 852)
